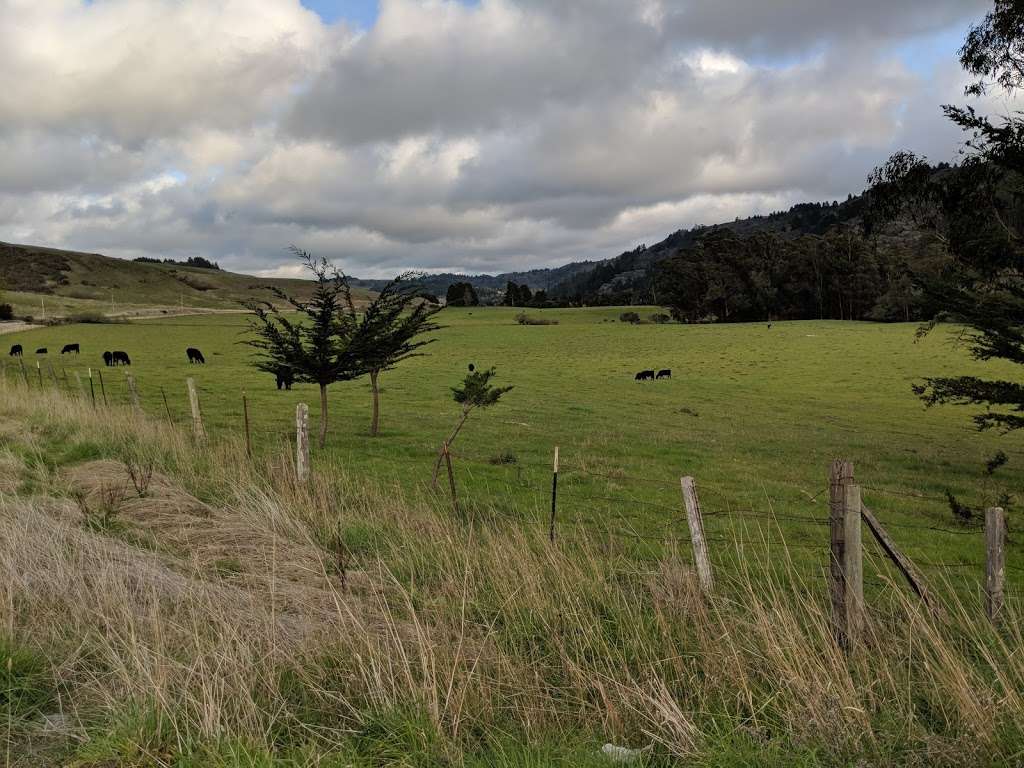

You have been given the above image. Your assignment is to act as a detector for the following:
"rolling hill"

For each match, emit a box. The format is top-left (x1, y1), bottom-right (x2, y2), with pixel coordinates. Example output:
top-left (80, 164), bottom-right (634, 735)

top-left (0, 242), bottom-right (373, 319)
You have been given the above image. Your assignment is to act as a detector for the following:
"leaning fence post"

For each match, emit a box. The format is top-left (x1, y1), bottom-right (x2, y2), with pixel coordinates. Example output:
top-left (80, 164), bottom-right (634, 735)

top-left (860, 502), bottom-right (937, 614)
top-left (985, 507), bottom-right (1006, 624)
top-left (87, 368), bottom-right (96, 406)
top-left (160, 386), bottom-right (173, 425)
top-left (829, 460), bottom-right (863, 651)
top-left (36, 361), bottom-right (43, 388)
top-left (549, 446), bottom-right (559, 542)
top-left (296, 403), bottom-right (310, 482)
top-left (97, 369), bottom-right (108, 406)
top-left (680, 476), bottom-right (714, 594)
top-left (186, 378), bottom-right (206, 441)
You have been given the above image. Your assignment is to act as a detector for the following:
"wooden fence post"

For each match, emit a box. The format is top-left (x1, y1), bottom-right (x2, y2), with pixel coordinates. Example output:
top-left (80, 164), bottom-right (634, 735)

top-left (549, 446), bottom-right (559, 542)
top-left (680, 476), bottom-right (714, 594)
top-left (985, 507), bottom-right (1006, 623)
top-left (829, 460), bottom-right (863, 651)
top-left (187, 378), bottom-right (206, 441)
top-left (97, 369), bottom-right (108, 406)
top-left (87, 368), bottom-right (96, 406)
top-left (36, 361), bottom-right (42, 388)
top-left (296, 403), bottom-right (310, 482)
top-left (242, 392), bottom-right (253, 458)
top-left (125, 374), bottom-right (140, 410)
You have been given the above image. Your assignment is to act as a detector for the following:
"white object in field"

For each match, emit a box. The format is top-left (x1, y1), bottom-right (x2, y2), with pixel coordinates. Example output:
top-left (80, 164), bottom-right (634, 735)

top-left (601, 743), bottom-right (647, 763)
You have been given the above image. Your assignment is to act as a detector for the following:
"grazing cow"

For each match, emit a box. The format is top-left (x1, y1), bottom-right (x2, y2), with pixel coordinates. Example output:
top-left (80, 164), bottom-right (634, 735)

top-left (275, 367), bottom-right (294, 391)
top-left (9, 344), bottom-right (22, 357)
top-left (102, 351), bottom-right (113, 367)
top-left (634, 369), bottom-right (655, 381)
top-left (61, 343), bottom-right (80, 355)
top-left (111, 351), bottom-right (131, 366)
top-left (186, 347), bottom-right (205, 364)
top-left (656, 369), bottom-right (671, 380)
top-left (36, 347), bottom-right (47, 355)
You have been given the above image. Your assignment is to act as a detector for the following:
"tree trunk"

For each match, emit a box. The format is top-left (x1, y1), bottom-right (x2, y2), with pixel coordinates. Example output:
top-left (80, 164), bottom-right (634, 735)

top-left (370, 369), bottom-right (380, 437)
top-left (318, 383), bottom-right (329, 449)
top-left (432, 407), bottom-right (472, 486)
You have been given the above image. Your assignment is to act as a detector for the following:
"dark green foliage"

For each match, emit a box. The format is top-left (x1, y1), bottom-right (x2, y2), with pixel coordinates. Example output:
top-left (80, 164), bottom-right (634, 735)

top-left (134, 255), bottom-right (221, 270)
top-left (655, 228), bottom-right (911, 323)
top-left (945, 489), bottom-right (975, 523)
top-left (505, 281), bottom-right (551, 307)
top-left (868, 3), bottom-right (1024, 430)
top-left (619, 311), bottom-right (641, 323)
top-left (451, 366), bottom-right (513, 409)
top-left (245, 248), bottom-right (359, 388)
top-left (352, 273), bottom-right (441, 435)
top-left (446, 281), bottom-right (479, 306)
top-left (184, 256), bottom-right (220, 270)
top-left (245, 247), bottom-right (363, 447)
top-left (960, 0), bottom-right (1024, 96)
top-left (0, 303), bottom-right (12, 321)
top-left (352, 275), bottom-right (440, 376)
top-left (247, 249), bottom-right (441, 440)
top-left (986, 450), bottom-right (1009, 475)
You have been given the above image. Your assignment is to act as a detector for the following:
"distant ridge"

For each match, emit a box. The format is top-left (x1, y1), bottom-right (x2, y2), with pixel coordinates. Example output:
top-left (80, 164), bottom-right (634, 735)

top-left (0, 241), bottom-right (372, 315)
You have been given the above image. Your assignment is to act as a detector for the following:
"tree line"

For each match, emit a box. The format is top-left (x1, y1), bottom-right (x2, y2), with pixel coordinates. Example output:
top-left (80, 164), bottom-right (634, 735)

top-left (653, 226), bottom-right (942, 324)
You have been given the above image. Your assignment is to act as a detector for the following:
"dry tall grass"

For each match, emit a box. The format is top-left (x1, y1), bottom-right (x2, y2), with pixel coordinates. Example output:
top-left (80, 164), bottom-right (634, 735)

top-left (1, 384), bottom-right (1022, 765)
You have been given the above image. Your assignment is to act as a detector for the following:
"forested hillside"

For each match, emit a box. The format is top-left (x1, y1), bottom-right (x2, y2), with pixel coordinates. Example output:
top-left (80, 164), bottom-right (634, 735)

top-left (550, 191), bottom-right (949, 322)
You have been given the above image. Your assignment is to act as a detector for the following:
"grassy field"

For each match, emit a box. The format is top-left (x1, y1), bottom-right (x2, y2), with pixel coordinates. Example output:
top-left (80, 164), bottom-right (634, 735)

top-left (6, 306), bottom-right (1022, 591)
top-left (3, 309), bottom-right (1024, 766)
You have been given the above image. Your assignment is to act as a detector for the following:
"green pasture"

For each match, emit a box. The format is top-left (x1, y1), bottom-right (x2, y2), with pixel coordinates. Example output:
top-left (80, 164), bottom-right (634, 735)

top-left (6, 306), bottom-right (1023, 594)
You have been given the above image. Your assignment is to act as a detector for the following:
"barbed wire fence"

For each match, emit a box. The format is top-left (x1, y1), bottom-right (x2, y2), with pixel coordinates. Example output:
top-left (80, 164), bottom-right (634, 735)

top-left (4, 359), bottom-right (1019, 648)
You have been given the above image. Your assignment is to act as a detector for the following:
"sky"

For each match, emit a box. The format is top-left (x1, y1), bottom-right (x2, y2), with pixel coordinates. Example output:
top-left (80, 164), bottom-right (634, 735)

top-left (0, 0), bottom-right (1010, 278)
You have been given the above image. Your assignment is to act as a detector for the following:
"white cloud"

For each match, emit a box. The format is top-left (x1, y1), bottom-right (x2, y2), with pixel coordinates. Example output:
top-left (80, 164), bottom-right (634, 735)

top-left (0, 0), bottom-right (1011, 278)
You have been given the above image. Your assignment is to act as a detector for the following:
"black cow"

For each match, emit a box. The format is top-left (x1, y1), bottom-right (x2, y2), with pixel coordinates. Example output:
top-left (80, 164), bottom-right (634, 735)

top-left (634, 369), bottom-right (655, 381)
top-left (61, 343), bottom-right (80, 355)
top-left (102, 351), bottom-right (113, 367)
top-left (9, 344), bottom-right (22, 357)
top-left (656, 369), bottom-right (671, 380)
top-left (111, 351), bottom-right (131, 366)
top-left (36, 347), bottom-right (47, 355)
top-left (276, 367), bottom-right (294, 390)
top-left (186, 347), bottom-right (205, 364)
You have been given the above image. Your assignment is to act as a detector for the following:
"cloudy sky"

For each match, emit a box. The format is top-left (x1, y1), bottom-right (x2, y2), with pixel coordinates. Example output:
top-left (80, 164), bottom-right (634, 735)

top-left (0, 0), bottom-right (1008, 277)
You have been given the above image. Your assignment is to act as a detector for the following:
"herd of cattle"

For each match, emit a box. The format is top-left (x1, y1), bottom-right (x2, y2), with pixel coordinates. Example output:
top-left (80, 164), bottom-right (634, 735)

top-left (7, 343), bottom-right (203, 369)
top-left (8, 341), bottom-right (663, 388)
top-left (8, 342), bottom-right (294, 389)
top-left (635, 368), bottom-right (671, 381)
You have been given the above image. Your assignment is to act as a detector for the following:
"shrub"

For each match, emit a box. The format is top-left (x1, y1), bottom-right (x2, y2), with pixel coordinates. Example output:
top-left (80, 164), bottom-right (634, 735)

top-left (515, 312), bottom-right (558, 326)
top-left (0, 304), bottom-right (13, 321)
top-left (619, 311), bottom-right (641, 324)
top-left (649, 312), bottom-right (671, 324)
